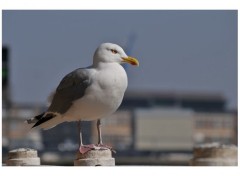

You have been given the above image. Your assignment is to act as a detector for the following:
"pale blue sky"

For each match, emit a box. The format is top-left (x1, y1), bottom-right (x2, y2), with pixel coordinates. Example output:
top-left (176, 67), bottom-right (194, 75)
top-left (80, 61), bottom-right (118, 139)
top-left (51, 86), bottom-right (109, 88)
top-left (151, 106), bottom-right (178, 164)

top-left (2, 10), bottom-right (237, 109)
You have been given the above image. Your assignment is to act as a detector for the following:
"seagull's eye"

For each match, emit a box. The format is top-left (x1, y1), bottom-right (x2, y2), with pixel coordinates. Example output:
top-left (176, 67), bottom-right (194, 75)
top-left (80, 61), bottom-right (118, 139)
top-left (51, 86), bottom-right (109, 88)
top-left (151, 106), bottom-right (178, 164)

top-left (111, 49), bottom-right (118, 54)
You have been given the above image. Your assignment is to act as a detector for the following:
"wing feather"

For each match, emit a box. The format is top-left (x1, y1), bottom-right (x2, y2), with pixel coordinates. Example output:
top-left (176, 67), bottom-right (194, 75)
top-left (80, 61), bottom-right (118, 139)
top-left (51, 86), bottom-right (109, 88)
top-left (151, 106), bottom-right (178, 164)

top-left (47, 68), bottom-right (92, 114)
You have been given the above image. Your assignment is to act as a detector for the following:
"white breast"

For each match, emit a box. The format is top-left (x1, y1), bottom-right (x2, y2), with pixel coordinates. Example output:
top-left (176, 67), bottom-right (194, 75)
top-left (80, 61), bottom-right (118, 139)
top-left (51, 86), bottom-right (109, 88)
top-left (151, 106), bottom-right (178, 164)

top-left (64, 63), bottom-right (128, 121)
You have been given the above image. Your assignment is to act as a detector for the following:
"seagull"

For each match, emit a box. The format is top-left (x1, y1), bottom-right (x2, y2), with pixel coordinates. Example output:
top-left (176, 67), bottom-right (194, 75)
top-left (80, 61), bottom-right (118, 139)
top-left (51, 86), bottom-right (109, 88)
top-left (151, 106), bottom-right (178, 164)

top-left (26, 43), bottom-right (139, 154)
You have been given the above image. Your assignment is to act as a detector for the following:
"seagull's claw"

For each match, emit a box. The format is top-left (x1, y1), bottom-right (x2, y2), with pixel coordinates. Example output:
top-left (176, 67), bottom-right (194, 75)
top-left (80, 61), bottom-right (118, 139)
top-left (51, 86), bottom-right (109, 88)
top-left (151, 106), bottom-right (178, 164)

top-left (96, 144), bottom-right (116, 153)
top-left (78, 144), bottom-right (116, 154)
top-left (79, 144), bottom-right (95, 154)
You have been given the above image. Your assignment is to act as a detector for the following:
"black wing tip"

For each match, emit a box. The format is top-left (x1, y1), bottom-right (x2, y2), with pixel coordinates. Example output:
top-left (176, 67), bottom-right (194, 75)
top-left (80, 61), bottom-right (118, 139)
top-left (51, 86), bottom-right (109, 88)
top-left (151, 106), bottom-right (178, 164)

top-left (26, 113), bottom-right (44, 124)
top-left (32, 113), bottom-right (56, 128)
top-left (32, 123), bottom-right (40, 128)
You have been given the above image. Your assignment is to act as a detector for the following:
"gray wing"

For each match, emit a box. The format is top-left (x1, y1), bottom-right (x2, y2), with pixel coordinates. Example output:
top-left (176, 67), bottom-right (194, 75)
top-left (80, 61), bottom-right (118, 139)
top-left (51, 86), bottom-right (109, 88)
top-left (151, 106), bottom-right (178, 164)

top-left (47, 68), bottom-right (92, 114)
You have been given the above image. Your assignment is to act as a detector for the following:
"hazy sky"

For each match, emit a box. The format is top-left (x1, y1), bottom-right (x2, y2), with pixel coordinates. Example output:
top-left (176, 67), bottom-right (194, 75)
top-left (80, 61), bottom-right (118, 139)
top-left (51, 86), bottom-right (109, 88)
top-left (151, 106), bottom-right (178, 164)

top-left (2, 10), bottom-right (237, 109)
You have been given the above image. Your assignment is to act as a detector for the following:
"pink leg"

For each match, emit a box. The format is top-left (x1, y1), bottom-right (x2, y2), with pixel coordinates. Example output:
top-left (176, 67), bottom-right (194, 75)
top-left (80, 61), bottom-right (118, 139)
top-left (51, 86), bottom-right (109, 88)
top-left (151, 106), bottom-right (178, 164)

top-left (96, 119), bottom-right (115, 153)
top-left (78, 121), bottom-right (95, 154)
top-left (77, 120), bottom-right (115, 154)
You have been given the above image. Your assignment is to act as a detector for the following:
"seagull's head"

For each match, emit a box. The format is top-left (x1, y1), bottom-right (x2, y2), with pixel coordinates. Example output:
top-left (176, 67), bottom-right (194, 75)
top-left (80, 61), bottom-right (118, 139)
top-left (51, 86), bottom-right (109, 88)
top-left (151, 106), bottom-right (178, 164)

top-left (93, 43), bottom-right (139, 67)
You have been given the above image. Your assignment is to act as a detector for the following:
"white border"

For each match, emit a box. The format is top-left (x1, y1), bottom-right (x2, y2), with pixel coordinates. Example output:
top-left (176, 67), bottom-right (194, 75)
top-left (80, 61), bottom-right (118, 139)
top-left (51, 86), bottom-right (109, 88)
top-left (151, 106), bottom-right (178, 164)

top-left (1, 0), bottom-right (239, 176)
top-left (0, 0), bottom-right (238, 10)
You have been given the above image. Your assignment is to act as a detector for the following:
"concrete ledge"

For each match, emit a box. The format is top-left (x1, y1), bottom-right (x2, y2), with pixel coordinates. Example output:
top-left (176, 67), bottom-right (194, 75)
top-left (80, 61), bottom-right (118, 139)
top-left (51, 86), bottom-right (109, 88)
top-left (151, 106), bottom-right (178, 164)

top-left (190, 143), bottom-right (237, 166)
top-left (74, 149), bottom-right (115, 166)
top-left (6, 148), bottom-right (40, 166)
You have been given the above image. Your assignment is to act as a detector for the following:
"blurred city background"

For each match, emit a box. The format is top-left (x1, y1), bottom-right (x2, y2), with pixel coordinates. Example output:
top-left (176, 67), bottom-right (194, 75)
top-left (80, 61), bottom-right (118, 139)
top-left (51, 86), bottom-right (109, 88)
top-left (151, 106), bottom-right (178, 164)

top-left (2, 10), bottom-right (237, 165)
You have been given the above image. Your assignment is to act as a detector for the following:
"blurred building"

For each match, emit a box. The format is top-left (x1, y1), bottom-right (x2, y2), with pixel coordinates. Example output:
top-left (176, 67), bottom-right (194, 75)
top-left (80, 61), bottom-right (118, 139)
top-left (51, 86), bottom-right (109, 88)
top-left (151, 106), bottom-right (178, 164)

top-left (134, 108), bottom-right (194, 151)
top-left (92, 107), bottom-right (237, 152)
top-left (121, 91), bottom-right (226, 112)
top-left (194, 112), bottom-right (237, 144)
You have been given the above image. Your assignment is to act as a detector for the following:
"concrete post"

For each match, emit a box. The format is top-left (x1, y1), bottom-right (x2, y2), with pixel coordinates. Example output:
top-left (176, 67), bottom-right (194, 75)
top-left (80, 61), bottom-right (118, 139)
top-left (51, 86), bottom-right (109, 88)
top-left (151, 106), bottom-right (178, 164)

top-left (189, 143), bottom-right (237, 166)
top-left (74, 149), bottom-right (115, 166)
top-left (6, 148), bottom-right (41, 166)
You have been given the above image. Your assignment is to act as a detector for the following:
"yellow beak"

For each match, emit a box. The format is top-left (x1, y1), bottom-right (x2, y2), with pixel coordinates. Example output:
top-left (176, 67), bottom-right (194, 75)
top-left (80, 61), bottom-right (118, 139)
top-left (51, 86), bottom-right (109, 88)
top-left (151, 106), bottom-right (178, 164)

top-left (122, 56), bottom-right (139, 66)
